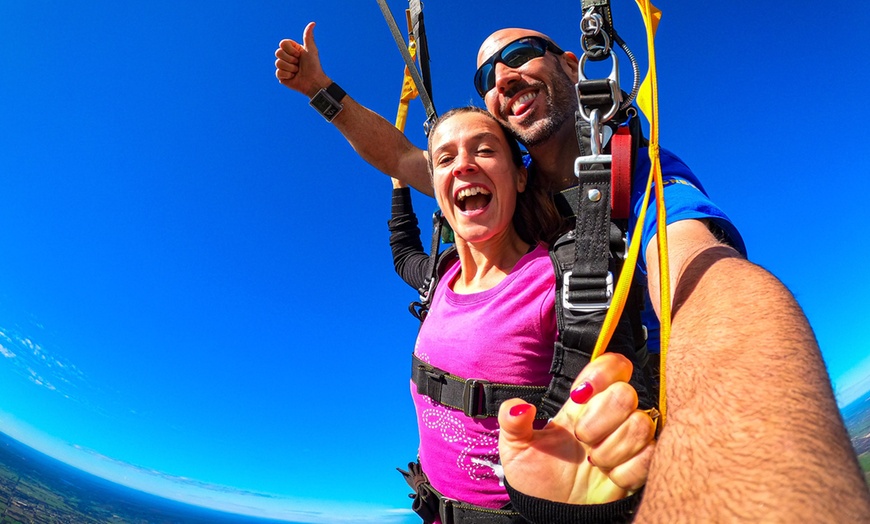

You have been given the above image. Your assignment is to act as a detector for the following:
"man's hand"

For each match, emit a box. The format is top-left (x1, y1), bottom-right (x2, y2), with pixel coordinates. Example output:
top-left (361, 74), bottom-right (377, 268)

top-left (275, 22), bottom-right (330, 98)
top-left (498, 353), bottom-right (655, 505)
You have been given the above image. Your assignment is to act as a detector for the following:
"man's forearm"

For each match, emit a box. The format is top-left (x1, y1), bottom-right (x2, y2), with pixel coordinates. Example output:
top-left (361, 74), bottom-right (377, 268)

top-left (637, 249), bottom-right (870, 521)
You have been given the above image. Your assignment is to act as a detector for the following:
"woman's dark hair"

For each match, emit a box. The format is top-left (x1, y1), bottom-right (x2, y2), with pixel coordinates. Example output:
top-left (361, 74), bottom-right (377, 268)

top-left (426, 106), bottom-right (564, 245)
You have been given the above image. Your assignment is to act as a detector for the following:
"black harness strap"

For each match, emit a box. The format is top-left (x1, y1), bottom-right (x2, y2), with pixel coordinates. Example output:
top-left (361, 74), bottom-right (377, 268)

top-left (409, 212), bottom-right (448, 322)
top-left (398, 461), bottom-right (527, 524)
top-left (411, 355), bottom-right (548, 419)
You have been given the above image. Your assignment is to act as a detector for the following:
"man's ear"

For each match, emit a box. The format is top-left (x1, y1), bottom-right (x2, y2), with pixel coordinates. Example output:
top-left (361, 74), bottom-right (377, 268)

top-left (562, 51), bottom-right (580, 81)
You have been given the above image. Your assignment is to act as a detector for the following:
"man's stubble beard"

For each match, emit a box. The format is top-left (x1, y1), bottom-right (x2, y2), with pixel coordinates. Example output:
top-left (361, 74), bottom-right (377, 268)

top-left (509, 66), bottom-right (577, 148)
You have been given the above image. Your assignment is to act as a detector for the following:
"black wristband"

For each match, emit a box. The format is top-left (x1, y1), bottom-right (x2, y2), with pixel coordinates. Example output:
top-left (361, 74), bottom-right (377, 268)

top-left (324, 82), bottom-right (345, 103)
top-left (504, 478), bottom-right (644, 524)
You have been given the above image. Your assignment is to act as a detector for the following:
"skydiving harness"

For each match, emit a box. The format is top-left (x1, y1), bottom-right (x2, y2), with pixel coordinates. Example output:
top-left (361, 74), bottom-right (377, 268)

top-left (381, 1), bottom-right (669, 521)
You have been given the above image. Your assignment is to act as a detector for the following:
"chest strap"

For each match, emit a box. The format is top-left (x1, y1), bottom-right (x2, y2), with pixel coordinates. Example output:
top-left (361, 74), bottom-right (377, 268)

top-left (411, 355), bottom-right (548, 419)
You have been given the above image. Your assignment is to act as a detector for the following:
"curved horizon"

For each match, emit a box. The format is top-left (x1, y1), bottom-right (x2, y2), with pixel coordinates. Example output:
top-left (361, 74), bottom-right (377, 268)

top-left (0, 411), bottom-right (414, 524)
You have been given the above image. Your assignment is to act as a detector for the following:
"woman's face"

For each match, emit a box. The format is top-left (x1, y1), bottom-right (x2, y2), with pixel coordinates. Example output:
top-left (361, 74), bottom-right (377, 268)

top-left (429, 112), bottom-right (527, 245)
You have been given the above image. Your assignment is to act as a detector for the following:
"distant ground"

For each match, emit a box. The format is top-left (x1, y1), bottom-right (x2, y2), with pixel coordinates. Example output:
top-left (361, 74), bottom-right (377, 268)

top-left (0, 394), bottom-right (868, 524)
top-left (843, 391), bottom-right (870, 487)
top-left (0, 431), bottom-right (302, 524)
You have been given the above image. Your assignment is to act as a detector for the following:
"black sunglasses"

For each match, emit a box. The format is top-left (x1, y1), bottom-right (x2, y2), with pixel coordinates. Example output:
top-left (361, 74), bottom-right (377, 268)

top-left (474, 36), bottom-right (565, 98)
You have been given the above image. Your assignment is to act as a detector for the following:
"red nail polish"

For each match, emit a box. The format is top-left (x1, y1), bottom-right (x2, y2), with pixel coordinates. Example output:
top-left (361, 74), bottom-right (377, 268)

top-left (570, 382), bottom-right (593, 404)
top-left (510, 404), bottom-right (532, 417)
top-left (587, 455), bottom-right (595, 466)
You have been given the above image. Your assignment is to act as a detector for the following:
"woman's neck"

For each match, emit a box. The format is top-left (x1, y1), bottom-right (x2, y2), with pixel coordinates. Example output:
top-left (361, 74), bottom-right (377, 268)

top-left (452, 229), bottom-right (532, 294)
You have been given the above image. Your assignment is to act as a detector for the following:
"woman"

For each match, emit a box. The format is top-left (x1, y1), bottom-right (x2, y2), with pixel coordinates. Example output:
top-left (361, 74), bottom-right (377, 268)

top-left (392, 107), bottom-right (654, 523)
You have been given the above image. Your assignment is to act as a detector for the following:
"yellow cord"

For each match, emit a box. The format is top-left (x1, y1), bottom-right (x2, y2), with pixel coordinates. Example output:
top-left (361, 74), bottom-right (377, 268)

top-left (589, 0), bottom-right (671, 426)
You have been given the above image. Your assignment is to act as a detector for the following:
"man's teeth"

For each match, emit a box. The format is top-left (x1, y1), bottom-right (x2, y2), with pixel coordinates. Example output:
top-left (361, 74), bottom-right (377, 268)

top-left (457, 186), bottom-right (491, 201)
top-left (511, 92), bottom-right (536, 115)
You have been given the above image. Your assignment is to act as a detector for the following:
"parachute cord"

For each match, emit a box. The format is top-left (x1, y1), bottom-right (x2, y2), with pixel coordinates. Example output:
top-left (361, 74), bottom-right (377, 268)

top-left (634, 0), bottom-right (670, 427)
top-left (588, 0), bottom-right (670, 428)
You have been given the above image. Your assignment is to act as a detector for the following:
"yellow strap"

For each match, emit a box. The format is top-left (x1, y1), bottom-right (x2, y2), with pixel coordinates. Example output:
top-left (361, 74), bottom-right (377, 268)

top-left (394, 10), bottom-right (420, 133)
top-left (589, 0), bottom-right (671, 426)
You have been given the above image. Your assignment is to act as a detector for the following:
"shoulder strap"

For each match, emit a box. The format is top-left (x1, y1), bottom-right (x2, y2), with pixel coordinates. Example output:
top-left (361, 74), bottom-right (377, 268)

top-left (541, 224), bottom-right (652, 417)
top-left (539, 104), bottom-right (655, 417)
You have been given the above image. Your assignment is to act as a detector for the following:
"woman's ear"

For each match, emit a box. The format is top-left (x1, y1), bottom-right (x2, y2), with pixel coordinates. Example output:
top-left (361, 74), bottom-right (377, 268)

top-left (517, 166), bottom-right (528, 193)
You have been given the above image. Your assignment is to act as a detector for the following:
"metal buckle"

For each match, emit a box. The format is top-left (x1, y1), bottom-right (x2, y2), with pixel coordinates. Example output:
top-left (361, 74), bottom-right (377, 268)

top-left (562, 270), bottom-right (614, 312)
top-left (575, 108), bottom-right (613, 172)
top-left (417, 366), bottom-right (445, 399)
top-left (461, 379), bottom-right (490, 419)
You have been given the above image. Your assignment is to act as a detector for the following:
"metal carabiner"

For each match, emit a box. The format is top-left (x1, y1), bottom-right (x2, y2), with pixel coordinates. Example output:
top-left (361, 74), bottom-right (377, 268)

top-left (576, 51), bottom-right (622, 125)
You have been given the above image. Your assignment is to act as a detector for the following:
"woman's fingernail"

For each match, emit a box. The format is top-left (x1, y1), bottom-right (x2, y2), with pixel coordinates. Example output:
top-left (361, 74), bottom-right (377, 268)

top-left (570, 382), bottom-right (594, 404)
top-left (587, 455), bottom-right (595, 466)
top-left (510, 404), bottom-right (533, 417)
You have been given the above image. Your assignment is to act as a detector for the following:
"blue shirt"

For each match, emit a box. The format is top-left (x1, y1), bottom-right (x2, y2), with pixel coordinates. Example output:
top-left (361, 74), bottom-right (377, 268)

top-left (631, 147), bottom-right (746, 351)
top-left (631, 148), bottom-right (746, 273)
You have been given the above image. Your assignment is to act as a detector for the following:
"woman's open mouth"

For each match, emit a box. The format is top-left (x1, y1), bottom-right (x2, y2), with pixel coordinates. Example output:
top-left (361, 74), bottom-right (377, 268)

top-left (455, 186), bottom-right (492, 212)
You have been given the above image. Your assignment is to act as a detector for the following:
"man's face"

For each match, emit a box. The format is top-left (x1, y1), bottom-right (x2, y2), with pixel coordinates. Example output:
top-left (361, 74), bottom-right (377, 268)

top-left (477, 29), bottom-right (578, 148)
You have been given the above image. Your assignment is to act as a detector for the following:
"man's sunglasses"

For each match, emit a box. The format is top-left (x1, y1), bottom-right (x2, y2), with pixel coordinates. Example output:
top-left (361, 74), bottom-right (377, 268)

top-left (473, 36), bottom-right (565, 98)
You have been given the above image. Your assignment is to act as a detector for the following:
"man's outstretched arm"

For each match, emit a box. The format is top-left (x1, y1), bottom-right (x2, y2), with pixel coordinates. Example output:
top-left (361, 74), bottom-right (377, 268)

top-left (275, 22), bottom-right (432, 196)
top-left (641, 219), bottom-right (870, 522)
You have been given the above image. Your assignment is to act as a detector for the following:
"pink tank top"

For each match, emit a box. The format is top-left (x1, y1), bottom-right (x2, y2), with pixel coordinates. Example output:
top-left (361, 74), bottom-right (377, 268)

top-left (411, 243), bottom-right (556, 508)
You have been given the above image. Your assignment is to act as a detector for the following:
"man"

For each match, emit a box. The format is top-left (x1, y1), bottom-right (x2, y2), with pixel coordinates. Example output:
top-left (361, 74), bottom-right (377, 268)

top-left (275, 23), bottom-right (870, 521)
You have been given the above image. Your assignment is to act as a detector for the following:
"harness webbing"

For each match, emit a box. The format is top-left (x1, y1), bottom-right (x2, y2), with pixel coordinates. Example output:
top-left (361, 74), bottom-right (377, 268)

top-left (408, 0), bottom-right (434, 111)
top-left (548, 0), bottom-right (659, 416)
top-left (408, 212), bottom-right (446, 322)
top-left (581, 0), bottom-right (617, 61)
top-left (611, 126), bottom-right (633, 219)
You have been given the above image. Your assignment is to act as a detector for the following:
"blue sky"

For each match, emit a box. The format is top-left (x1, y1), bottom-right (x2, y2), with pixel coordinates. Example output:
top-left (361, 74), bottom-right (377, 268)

top-left (1, 1), bottom-right (868, 522)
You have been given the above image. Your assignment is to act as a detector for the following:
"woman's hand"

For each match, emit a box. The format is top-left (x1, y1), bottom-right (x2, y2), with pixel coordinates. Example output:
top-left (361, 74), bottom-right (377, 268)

top-left (498, 353), bottom-right (656, 504)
